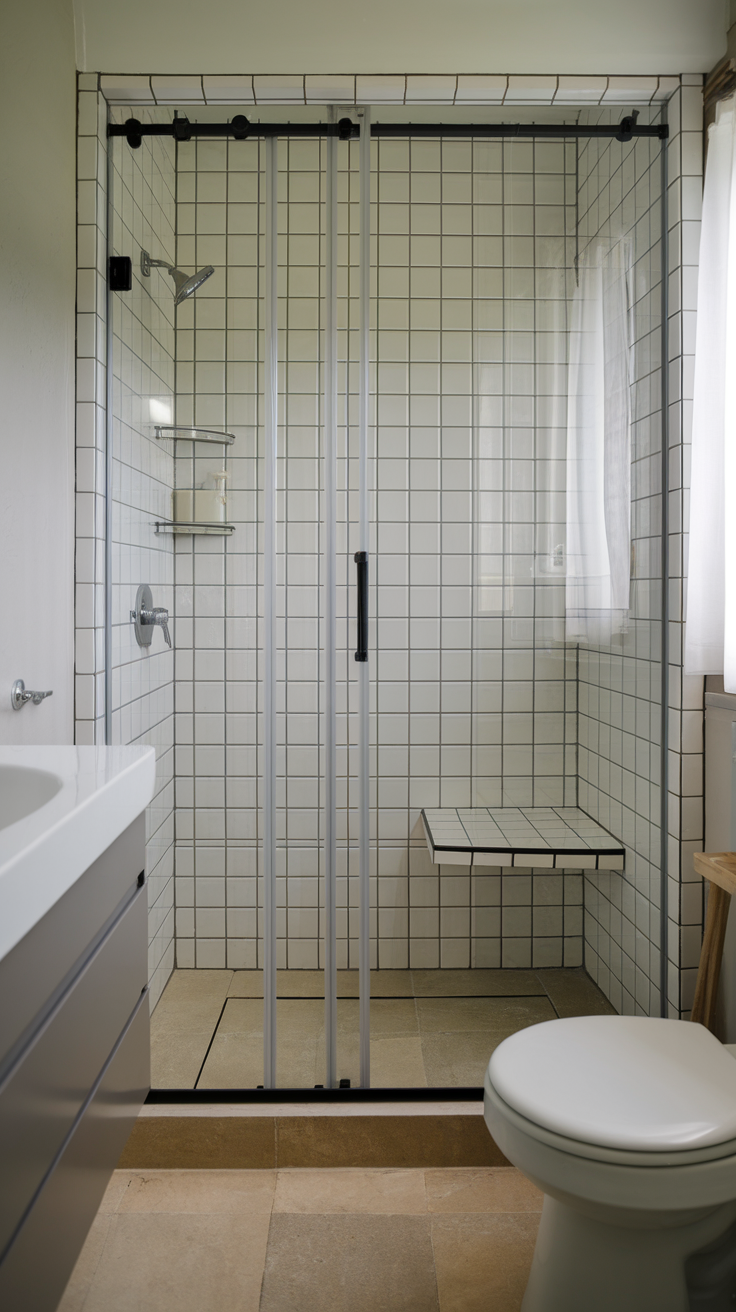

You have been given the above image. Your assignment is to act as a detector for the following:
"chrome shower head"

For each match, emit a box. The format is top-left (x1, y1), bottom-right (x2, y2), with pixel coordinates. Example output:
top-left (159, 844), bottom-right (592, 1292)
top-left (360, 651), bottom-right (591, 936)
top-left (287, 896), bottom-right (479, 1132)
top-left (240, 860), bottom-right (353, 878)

top-left (169, 263), bottom-right (216, 305)
top-left (140, 249), bottom-right (215, 305)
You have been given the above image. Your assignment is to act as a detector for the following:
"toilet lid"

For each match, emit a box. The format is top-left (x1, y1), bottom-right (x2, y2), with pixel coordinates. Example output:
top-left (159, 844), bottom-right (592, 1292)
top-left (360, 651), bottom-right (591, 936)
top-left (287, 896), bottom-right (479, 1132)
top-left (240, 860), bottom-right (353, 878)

top-left (488, 1016), bottom-right (736, 1151)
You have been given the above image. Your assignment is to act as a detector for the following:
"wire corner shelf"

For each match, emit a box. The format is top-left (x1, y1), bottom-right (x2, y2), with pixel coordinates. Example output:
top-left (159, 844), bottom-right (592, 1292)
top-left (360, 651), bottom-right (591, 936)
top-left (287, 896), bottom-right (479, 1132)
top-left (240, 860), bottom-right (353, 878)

top-left (154, 425), bottom-right (235, 446)
top-left (154, 520), bottom-right (236, 536)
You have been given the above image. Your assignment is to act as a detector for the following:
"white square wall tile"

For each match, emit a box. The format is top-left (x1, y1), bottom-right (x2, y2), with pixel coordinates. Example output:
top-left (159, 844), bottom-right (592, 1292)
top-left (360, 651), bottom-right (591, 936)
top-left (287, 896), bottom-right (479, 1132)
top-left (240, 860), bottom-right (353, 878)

top-left (356, 75), bottom-right (406, 104)
top-left (502, 939), bottom-right (532, 968)
top-left (305, 75), bottom-right (356, 103)
top-left (409, 940), bottom-right (440, 968)
top-left (602, 76), bottom-right (658, 104)
top-left (151, 75), bottom-right (205, 104)
top-left (473, 939), bottom-right (501, 967)
top-left (379, 940), bottom-right (409, 969)
top-left (505, 76), bottom-right (558, 104)
top-left (441, 939), bottom-right (471, 967)
top-left (177, 940), bottom-right (195, 968)
top-left (196, 940), bottom-right (226, 968)
top-left (656, 77), bottom-right (681, 101)
top-left (77, 92), bottom-right (99, 137)
top-left (455, 75), bottom-right (507, 104)
top-left (100, 75), bottom-right (154, 104)
top-left (554, 77), bottom-right (607, 104)
top-left (405, 76), bottom-right (457, 103)
top-left (203, 76), bottom-right (255, 104)
top-left (253, 75), bottom-right (305, 104)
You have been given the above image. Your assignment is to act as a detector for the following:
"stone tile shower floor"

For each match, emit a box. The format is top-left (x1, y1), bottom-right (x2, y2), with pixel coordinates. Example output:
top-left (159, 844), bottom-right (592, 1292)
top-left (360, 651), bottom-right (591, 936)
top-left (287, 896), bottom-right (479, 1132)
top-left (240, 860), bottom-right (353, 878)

top-left (58, 1166), bottom-right (544, 1312)
top-left (151, 967), bottom-right (614, 1089)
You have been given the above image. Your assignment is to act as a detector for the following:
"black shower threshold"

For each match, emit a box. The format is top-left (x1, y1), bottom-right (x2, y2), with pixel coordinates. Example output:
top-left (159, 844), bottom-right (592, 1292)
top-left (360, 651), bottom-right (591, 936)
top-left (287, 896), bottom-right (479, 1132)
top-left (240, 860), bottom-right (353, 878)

top-left (146, 1086), bottom-right (483, 1104)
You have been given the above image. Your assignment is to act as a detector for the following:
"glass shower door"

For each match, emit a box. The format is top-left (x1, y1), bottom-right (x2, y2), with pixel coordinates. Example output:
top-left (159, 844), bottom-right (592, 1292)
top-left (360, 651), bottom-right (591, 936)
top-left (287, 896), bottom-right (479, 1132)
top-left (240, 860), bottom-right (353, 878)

top-left (262, 117), bottom-right (372, 1089)
top-left (141, 103), bottom-right (668, 1093)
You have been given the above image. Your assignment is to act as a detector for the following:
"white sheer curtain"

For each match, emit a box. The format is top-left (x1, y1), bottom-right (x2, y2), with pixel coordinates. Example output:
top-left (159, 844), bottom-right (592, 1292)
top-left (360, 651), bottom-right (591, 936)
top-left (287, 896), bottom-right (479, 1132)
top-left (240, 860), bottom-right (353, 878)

top-left (566, 238), bottom-right (633, 644)
top-left (685, 98), bottom-right (736, 690)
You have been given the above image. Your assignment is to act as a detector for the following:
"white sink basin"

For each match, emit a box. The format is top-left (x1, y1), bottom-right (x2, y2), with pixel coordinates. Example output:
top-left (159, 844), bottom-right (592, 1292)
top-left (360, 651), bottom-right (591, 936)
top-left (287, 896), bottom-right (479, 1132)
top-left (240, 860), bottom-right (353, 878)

top-left (0, 763), bottom-right (63, 831)
top-left (0, 746), bottom-right (156, 964)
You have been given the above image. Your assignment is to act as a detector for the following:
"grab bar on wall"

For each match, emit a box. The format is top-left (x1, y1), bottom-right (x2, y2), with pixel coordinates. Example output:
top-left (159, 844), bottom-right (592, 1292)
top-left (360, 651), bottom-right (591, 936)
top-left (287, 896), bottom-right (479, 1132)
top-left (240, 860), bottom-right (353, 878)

top-left (354, 552), bottom-right (368, 663)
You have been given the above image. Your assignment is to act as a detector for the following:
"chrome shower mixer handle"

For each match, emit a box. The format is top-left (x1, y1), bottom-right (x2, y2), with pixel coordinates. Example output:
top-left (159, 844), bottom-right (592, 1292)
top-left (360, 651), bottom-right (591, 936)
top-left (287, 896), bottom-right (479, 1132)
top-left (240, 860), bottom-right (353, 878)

top-left (131, 584), bottom-right (172, 649)
top-left (140, 606), bottom-right (172, 648)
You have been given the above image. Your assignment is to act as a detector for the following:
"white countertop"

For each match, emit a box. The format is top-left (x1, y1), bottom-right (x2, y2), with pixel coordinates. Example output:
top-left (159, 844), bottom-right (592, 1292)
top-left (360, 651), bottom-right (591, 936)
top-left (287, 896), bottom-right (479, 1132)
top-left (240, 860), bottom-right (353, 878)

top-left (0, 745), bottom-right (156, 964)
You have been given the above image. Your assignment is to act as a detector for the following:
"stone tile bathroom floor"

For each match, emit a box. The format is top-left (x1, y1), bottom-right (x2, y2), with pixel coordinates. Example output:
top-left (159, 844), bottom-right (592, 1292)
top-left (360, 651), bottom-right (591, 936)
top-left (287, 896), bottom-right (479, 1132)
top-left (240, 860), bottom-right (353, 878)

top-left (151, 967), bottom-right (613, 1089)
top-left (59, 1166), bottom-right (544, 1312)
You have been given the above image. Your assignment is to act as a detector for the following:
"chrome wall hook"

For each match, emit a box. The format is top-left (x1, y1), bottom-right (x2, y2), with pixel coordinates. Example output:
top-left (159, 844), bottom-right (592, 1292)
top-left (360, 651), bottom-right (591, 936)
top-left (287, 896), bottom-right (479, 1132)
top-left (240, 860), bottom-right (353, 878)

top-left (11, 680), bottom-right (53, 711)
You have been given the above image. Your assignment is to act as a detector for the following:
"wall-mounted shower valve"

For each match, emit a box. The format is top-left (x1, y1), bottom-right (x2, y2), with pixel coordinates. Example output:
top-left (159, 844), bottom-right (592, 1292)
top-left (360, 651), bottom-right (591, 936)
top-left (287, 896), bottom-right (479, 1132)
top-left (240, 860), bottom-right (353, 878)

top-left (131, 584), bottom-right (172, 649)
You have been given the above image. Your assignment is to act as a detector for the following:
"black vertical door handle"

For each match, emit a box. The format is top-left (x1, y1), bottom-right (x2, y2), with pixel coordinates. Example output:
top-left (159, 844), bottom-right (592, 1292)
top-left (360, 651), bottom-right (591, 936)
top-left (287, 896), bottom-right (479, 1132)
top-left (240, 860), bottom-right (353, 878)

top-left (354, 551), bottom-right (368, 662)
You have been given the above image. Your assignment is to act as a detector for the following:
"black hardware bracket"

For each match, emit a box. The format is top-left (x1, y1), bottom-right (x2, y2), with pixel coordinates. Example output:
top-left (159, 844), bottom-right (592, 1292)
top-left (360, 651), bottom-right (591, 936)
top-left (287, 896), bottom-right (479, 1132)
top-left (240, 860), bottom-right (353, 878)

top-left (615, 108), bottom-right (640, 142)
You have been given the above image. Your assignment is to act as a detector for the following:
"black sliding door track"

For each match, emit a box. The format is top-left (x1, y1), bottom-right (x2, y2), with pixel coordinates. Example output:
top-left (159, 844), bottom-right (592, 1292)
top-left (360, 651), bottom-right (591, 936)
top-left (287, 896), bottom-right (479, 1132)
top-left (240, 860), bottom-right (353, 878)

top-left (147, 1086), bottom-right (484, 1104)
top-left (372, 120), bottom-right (666, 139)
top-left (110, 112), bottom-right (667, 149)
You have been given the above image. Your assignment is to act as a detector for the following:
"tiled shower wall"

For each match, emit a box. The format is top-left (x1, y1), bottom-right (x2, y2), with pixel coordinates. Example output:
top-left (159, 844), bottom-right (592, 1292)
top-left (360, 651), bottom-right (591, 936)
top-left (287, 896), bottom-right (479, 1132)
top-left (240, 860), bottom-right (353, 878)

top-left (372, 134), bottom-right (581, 970)
top-left (575, 86), bottom-right (705, 1018)
top-left (170, 132), bottom-right (261, 970)
top-left (98, 72), bottom-right (682, 110)
top-left (76, 75), bottom-right (703, 1014)
top-left (75, 81), bottom-right (177, 1009)
top-left (171, 128), bottom-right (584, 972)
top-left (664, 80), bottom-right (706, 1019)
top-left (575, 113), bottom-right (668, 1015)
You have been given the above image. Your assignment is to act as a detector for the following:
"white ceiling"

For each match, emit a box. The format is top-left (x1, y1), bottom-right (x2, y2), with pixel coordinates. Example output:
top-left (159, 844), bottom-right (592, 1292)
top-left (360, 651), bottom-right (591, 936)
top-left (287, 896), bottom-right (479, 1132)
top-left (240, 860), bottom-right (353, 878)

top-left (73, 0), bottom-right (726, 76)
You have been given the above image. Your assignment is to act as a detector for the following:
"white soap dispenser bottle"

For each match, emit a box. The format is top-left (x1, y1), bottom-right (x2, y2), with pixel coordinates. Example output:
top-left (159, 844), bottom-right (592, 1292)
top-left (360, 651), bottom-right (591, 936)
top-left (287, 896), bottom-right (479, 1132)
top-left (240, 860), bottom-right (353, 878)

top-left (210, 469), bottom-right (228, 523)
top-left (193, 469), bottom-right (228, 523)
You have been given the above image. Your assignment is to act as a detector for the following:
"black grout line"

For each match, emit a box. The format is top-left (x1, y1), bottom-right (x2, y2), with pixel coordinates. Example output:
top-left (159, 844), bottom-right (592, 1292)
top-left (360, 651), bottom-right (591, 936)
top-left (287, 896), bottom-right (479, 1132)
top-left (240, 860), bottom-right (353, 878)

top-left (193, 995), bottom-right (231, 1087)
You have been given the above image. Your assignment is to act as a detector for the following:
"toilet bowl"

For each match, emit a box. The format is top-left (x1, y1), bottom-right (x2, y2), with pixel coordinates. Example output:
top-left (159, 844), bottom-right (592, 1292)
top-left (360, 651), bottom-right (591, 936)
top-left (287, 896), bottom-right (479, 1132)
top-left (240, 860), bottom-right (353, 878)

top-left (484, 1016), bottom-right (736, 1312)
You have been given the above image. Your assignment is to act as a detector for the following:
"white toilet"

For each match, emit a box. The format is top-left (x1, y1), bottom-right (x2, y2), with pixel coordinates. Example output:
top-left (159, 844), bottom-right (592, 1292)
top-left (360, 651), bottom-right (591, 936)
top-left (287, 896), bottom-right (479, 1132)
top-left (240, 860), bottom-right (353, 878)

top-left (484, 1016), bottom-right (736, 1312)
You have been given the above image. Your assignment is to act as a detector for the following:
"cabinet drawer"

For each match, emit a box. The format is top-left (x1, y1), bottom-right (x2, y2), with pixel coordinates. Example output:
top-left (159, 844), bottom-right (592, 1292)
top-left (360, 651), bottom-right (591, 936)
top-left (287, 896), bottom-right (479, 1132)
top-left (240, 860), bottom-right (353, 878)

top-left (0, 815), bottom-right (145, 1065)
top-left (0, 992), bottom-right (149, 1312)
top-left (0, 887), bottom-right (147, 1260)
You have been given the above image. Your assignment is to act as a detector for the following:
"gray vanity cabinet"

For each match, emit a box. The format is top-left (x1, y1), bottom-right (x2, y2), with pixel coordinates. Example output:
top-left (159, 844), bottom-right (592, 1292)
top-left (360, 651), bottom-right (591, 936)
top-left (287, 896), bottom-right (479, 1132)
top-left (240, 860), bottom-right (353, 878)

top-left (0, 815), bottom-right (150, 1310)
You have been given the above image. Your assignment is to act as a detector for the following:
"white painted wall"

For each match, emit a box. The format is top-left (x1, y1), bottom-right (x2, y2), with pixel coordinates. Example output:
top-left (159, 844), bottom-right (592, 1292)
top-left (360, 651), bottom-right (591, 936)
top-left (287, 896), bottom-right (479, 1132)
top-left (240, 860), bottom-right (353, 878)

top-left (0, 0), bottom-right (77, 744)
top-left (73, 0), bottom-right (726, 77)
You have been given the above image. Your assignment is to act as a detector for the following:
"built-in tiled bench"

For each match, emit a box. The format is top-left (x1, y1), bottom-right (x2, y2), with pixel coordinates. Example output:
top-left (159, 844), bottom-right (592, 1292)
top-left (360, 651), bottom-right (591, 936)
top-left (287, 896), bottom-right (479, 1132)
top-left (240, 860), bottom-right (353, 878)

top-left (421, 807), bottom-right (625, 871)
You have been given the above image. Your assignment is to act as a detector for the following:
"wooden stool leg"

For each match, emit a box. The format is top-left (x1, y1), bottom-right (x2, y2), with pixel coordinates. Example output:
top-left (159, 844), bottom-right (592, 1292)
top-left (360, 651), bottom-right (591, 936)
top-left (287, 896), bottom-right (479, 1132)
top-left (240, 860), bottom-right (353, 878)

top-left (691, 883), bottom-right (732, 1031)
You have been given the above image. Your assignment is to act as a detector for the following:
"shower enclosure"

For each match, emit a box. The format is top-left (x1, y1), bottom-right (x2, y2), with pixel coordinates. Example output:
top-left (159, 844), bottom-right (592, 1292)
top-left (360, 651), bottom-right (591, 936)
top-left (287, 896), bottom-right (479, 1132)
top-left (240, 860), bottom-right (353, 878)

top-left (102, 97), bottom-right (670, 1091)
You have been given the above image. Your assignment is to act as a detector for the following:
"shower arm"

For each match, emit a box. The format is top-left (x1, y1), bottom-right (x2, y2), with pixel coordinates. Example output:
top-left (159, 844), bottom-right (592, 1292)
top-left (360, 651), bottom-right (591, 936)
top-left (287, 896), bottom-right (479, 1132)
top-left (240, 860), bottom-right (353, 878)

top-left (140, 250), bottom-right (174, 279)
